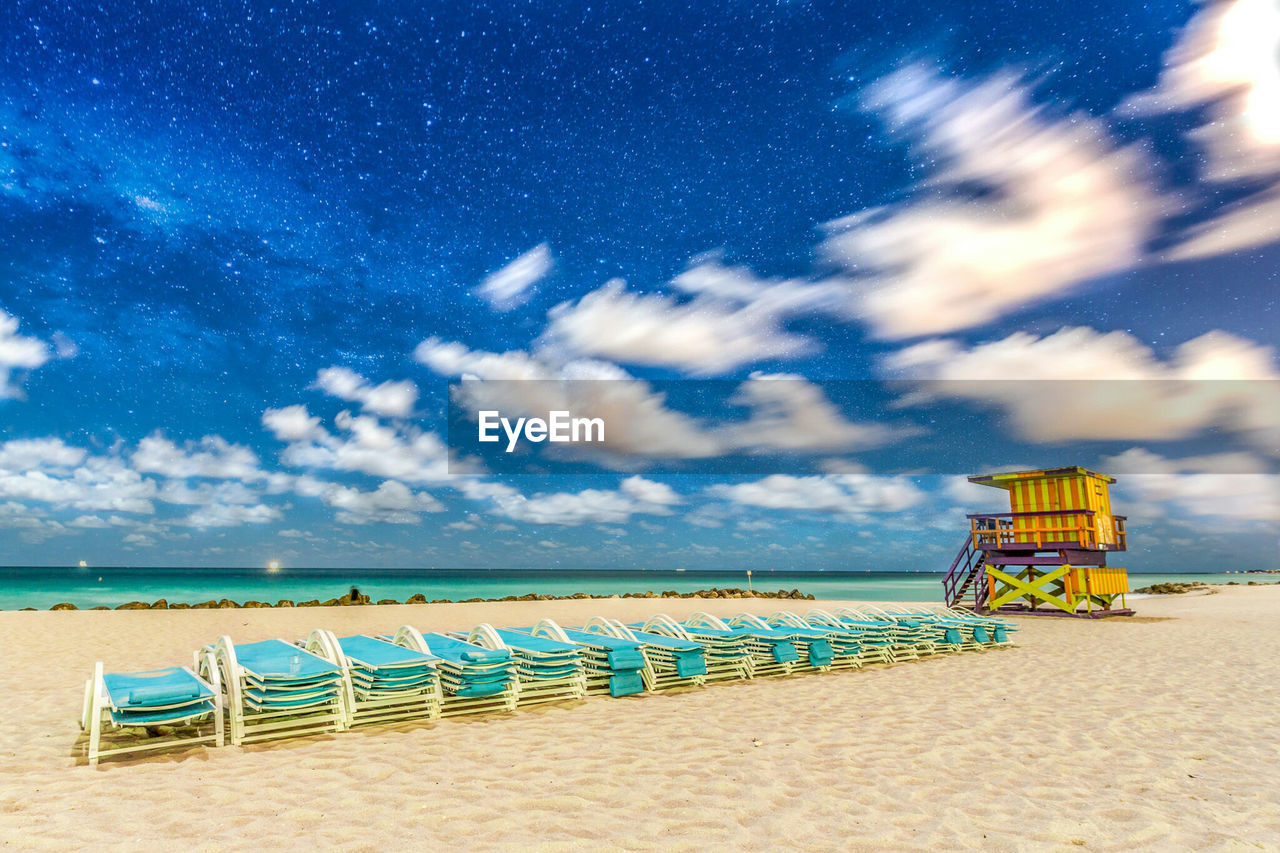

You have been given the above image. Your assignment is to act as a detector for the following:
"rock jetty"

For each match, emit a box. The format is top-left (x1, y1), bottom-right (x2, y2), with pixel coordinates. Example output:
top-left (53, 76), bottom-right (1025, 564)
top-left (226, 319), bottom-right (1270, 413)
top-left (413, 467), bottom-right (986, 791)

top-left (42, 586), bottom-right (815, 611)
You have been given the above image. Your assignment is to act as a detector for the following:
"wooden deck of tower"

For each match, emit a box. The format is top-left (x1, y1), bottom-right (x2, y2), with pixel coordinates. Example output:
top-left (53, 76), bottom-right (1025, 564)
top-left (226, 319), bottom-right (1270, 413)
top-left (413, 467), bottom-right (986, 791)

top-left (942, 466), bottom-right (1133, 618)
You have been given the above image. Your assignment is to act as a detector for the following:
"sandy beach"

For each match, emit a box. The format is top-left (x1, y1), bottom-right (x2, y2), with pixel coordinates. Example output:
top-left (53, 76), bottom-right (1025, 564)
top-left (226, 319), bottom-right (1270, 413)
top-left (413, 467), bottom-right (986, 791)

top-left (1, 587), bottom-right (1278, 851)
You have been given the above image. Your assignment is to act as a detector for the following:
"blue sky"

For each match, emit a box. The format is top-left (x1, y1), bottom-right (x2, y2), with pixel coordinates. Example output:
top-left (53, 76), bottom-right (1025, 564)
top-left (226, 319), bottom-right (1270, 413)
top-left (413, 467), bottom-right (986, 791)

top-left (0, 0), bottom-right (1277, 569)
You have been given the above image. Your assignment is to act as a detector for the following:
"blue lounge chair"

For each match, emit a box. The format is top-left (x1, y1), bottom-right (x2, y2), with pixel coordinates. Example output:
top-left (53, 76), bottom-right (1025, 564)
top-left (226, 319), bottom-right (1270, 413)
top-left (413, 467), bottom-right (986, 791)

top-left (304, 630), bottom-right (442, 727)
top-left (725, 612), bottom-right (836, 671)
top-left (802, 609), bottom-right (898, 665)
top-left (199, 636), bottom-right (345, 746)
top-left (832, 606), bottom-right (934, 659)
top-left (635, 614), bottom-right (754, 682)
top-left (932, 606), bottom-right (1016, 648)
top-left (512, 619), bottom-right (646, 697)
top-left (578, 616), bottom-right (707, 691)
top-left (455, 624), bottom-right (587, 707)
top-left (764, 611), bottom-right (863, 670)
top-left (849, 605), bottom-right (961, 656)
top-left (390, 626), bottom-right (518, 717)
top-left (683, 611), bottom-right (812, 676)
top-left (81, 655), bottom-right (223, 765)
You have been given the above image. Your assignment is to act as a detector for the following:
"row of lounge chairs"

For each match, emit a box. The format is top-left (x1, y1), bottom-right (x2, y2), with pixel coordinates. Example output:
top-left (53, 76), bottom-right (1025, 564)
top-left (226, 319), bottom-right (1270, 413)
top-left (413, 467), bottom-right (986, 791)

top-left (80, 605), bottom-right (1014, 765)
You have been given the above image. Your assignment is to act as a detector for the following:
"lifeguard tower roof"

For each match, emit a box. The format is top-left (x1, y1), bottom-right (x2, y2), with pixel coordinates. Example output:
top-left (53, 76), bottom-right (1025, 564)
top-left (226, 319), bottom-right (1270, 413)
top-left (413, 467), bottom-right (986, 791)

top-left (968, 466), bottom-right (1116, 488)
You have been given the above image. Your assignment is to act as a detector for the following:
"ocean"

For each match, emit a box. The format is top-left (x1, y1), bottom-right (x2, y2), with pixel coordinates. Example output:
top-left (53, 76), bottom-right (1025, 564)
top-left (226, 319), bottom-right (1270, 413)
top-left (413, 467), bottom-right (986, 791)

top-left (0, 566), bottom-right (1256, 610)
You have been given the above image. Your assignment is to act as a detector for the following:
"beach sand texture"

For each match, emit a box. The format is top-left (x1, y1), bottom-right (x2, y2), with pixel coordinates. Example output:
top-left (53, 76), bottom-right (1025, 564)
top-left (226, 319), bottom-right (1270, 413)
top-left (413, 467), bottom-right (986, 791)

top-left (1, 587), bottom-right (1278, 851)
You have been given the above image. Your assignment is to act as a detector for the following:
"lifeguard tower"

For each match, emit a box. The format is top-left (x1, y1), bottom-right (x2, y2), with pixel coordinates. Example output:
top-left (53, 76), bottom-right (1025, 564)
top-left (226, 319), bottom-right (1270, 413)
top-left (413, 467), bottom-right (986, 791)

top-left (942, 466), bottom-right (1132, 617)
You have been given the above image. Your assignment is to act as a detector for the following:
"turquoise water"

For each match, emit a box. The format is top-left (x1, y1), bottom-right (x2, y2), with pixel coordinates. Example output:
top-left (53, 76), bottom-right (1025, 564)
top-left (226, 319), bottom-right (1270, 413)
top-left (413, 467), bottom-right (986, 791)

top-left (0, 566), bottom-right (1258, 610)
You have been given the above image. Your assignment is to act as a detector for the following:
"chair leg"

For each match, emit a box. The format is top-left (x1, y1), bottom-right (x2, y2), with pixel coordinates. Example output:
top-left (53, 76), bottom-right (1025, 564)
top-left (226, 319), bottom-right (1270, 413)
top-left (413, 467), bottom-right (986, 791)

top-left (87, 663), bottom-right (104, 766)
top-left (80, 678), bottom-right (93, 732)
top-left (214, 695), bottom-right (225, 748)
top-left (88, 698), bottom-right (102, 766)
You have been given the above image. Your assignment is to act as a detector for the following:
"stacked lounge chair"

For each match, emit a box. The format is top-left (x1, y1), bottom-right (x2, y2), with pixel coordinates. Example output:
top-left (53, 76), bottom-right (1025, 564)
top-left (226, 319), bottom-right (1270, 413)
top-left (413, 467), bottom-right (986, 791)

top-left (838, 605), bottom-right (940, 658)
top-left (511, 619), bottom-right (647, 698)
top-left (921, 606), bottom-right (1015, 649)
top-left (680, 611), bottom-right (806, 677)
top-left (765, 611), bottom-right (864, 670)
top-left (80, 602), bottom-right (1018, 765)
top-left (456, 623), bottom-right (587, 707)
top-left (856, 604), bottom-right (1015, 651)
top-left (81, 655), bottom-right (223, 765)
top-left (942, 606), bottom-right (1016, 647)
top-left (726, 612), bottom-right (835, 672)
top-left (865, 605), bottom-right (978, 652)
top-left (305, 630), bottom-right (443, 727)
top-left (200, 636), bottom-right (345, 746)
top-left (637, 614), bottom-right (754, 682)
top-left (579, 616), bottom-right (708, 691)
top-left (801, 608), bottom-right (898, 665)
top-left (391, 626), bottom-right (518, 717)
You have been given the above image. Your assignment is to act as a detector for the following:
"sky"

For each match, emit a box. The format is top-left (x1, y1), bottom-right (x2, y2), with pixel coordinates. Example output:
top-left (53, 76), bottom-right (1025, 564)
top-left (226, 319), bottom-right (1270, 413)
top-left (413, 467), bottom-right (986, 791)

top-left (0, 0), bottom-right (1277, 570)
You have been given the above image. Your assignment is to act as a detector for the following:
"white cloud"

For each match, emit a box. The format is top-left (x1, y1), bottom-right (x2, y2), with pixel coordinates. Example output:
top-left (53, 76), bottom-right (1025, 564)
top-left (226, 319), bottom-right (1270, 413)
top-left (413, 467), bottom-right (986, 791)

top-left (0, 444), bottom-right (156, 513)
top-left (684, 507), bottom-right (726, 528)
top-left (267, 407), bottom-right (455, 484)
top-left (539, 263), bottom-right (832, 375)
top-left (0, 438), bottom-right (86, 470)
top-left (462, 476), bottom-right (680, 526)
top-left (941, 475), bottom-right (1009, 511)
top-left (322, 480), bottom-right (444, 525)
top-left (1125, 0), bottom-right (1280, 259)
top-left (708, 474), bottom-right (925, 519)
top-left (821, 65), bottom-right (1164, 339)
top-left (725, 372), bottom-right (899, 453)
top-left (884, 327), bottom-right (1280, 445)
top-left (313, 367), bottom-right (418, 418)
top-left (262, 404), bottom-right (326, 442)
top-left (1127, 0), bottom-right (1280, 180)
top-left (476, 244), bottom-right (553, 311)
top-left (618, 475), bottom-right (681, 505)
top-left (1105, 448), bottom-right (1280, 521)
top-left (133, 433), bottom-right (267, 481)
top-left (0, 310), bottom-right (53, 399)
top-left (67, 514), bottom-right (112, 529)
top-left (1167, 190), bottom-right (1280, 261)
top-left (417, 339), bottom-right (895, 462)
top-left (667, 260), bottom-right (847, 319)
top-left (183, 503), bottom-right (282, 529)
top-left (157, 479), bottom-right (262, 506)
top-left (0, 501), bottom-right (61, 544)
top-left (416, 338), bottom-right (723, 459)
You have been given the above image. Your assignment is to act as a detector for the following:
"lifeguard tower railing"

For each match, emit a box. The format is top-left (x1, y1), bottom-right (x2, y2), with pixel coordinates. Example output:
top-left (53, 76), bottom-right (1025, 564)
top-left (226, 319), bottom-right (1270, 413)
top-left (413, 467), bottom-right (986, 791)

top-left (968, 510), bottom-right (1127, 552)
top-left (942, 535), bottom-right (988, 610)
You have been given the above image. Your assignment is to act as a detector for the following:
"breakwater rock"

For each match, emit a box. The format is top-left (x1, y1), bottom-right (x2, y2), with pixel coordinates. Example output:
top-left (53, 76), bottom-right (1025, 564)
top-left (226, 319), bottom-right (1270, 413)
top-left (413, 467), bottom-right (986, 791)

top-left (1134, 582), bottom-right (1208, 594)
top-left (44, 586), bottom-right (816, 611)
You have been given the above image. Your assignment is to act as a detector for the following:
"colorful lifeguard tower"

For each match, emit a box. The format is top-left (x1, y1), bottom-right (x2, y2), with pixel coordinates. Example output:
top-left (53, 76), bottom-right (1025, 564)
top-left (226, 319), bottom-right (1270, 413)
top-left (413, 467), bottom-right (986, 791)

top-left (942, 466), bottom-right (1132, 618)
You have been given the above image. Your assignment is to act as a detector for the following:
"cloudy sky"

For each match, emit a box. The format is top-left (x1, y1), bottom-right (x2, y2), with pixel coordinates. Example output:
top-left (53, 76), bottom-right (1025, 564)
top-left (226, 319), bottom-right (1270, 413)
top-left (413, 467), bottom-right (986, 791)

top-left (0, 0), bottom-right (1276, 570)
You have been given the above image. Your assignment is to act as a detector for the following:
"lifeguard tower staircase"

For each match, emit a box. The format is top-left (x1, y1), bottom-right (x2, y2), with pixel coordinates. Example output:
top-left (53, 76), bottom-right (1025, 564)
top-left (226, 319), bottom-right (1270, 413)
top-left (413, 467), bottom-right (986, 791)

top-left (942, 467), bottom-right (1132, 618)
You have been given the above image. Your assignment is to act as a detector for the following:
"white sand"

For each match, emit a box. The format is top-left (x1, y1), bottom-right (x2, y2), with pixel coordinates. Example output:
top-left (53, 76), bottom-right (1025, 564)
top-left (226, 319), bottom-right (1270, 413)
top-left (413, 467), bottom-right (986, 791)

top-left (2, 588), bottom-right (1279, 851)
